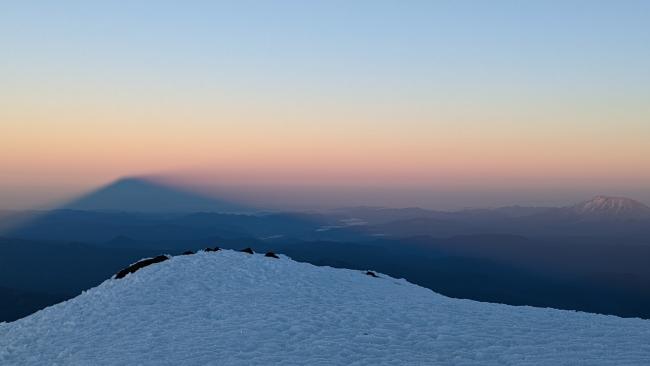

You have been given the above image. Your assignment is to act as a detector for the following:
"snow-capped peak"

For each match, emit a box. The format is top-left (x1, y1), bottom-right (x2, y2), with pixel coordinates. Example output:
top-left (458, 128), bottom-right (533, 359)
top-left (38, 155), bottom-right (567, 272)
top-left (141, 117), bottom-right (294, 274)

top-left (571, 195), bottom-right (650, 219)
top-left (1, 250), bottom-right (649, 365)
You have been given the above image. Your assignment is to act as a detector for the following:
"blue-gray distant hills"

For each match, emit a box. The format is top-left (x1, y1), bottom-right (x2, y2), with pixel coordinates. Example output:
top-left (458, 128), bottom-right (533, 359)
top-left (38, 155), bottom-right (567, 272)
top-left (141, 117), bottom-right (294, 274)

top-left (1, 186), bottom-right (650, 322)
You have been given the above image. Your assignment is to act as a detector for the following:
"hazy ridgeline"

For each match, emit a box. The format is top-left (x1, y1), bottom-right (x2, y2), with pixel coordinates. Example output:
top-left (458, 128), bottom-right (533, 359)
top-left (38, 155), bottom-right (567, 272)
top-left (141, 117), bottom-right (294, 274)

top-left (1, 179), bottom-right (649, 322)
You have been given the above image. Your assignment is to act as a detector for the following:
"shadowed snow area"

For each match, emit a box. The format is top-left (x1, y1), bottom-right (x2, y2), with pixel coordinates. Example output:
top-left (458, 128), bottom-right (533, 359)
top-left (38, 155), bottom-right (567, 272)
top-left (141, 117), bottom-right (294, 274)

top-left (1, 250), bottom-right (649, 365)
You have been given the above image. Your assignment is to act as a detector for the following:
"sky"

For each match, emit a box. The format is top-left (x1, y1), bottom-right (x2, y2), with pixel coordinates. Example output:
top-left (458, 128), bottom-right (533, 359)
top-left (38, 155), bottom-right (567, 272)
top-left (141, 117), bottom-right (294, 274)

top-left (1, 1), bottom-right (650, 210)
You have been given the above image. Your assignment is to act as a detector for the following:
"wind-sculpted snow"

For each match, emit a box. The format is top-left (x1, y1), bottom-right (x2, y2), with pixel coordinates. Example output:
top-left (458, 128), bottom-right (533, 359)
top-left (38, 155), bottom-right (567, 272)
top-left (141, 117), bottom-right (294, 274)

top-left (1, 251), bottom-right (649, 365)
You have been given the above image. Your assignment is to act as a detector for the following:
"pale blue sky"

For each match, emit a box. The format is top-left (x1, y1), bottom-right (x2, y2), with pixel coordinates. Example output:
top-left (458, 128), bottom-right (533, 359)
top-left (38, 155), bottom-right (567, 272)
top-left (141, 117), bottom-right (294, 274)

top-left (1, 1), bottom-right (649, 209)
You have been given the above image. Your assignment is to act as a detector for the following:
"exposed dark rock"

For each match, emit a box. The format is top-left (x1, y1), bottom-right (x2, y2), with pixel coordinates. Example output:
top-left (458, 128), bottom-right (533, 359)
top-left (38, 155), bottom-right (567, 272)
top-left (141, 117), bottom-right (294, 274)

top-left (204, 247), bottom-right (221, 252)
top-left (265, 252), bottom-right (279, 259)
top-left (240, 247), bottom-right (254, 254)
top-left (365, 271), bottom-right (378, 278)
top-left (114, 255), bottom-right (169, 279)
top-left (181, 250), bottom-right (195, 255)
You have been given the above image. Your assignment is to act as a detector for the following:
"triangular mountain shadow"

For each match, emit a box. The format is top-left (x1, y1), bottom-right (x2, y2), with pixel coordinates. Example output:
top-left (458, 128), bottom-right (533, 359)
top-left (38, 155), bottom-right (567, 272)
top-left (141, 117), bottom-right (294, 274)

top-left (62, 177), bottom-right (254, 214)
top-left (0, 177), bottom-right (259, 241)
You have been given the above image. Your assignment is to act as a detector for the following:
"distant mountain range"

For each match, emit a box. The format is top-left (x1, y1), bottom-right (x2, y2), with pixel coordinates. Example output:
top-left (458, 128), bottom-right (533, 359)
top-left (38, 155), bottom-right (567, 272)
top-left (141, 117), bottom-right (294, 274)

top-left (3, 189), bottom-right (650, 243)
top-left (322, 195), bottom-right (650, 239)
top-left (333, 195), bottom-right (650, 224)
top-left (16, 175), bottom-right (650, 222)
top-left (2, 182), bottom-right (650, 321)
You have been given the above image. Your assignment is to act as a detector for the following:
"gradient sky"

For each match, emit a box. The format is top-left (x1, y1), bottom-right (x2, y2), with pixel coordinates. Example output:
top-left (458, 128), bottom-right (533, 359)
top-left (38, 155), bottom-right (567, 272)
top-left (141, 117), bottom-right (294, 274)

top-left (2, 1), bottom-right (650, 210)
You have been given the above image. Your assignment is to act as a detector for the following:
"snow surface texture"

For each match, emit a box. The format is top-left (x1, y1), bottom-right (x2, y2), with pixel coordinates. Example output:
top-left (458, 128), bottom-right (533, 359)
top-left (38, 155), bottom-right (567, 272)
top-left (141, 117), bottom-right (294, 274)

top-left (571, 195), bottom-right (650, 218)
top-left (1, 250), bottom-right (649, 366)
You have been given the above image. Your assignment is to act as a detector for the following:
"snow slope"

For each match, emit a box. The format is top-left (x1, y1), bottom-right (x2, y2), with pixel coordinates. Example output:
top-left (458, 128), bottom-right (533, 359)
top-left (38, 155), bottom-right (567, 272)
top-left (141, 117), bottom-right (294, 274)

top-left (1, 250), bottom-right (649, 365)
top-left (570, 195), bottom-right (650, 220)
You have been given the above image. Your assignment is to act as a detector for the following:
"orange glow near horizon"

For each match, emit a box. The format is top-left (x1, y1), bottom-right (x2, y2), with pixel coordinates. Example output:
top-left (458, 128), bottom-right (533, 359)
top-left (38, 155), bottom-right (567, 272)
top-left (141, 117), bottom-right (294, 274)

top-left (2, 2), bottom-right (650, 209)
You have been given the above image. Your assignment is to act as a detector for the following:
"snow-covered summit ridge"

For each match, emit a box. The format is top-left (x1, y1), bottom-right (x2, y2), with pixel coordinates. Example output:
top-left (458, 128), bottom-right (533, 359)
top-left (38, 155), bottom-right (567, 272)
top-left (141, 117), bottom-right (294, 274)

top-left (1, 250), bottom-right (649, 365)
top-left (570, 195), bottom-right (650, 219)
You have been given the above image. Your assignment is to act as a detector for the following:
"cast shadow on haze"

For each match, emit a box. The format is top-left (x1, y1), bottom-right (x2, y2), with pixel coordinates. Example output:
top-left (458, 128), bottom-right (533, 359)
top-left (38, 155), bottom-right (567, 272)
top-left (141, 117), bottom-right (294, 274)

top-left (61, 176), bottom-right (256, 214)
top-left (0, 176), bottom-right (348, 244)
top-left (1, 176), bottom-right (256, 240)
